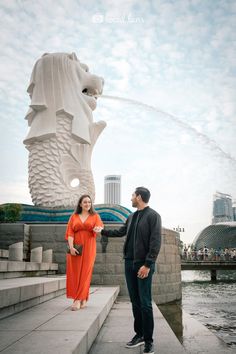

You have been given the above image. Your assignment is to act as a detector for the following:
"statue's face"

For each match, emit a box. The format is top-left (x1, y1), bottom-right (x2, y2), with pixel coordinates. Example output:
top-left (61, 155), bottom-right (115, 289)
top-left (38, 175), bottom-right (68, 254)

top-left (78, 62), bottom-right (104, 111)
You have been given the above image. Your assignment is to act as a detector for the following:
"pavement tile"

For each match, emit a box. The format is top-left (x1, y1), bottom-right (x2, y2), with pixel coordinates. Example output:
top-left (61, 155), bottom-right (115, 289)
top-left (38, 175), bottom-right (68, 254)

top-left (0, 331), bottom-right (28, 351)
top-left (0, 330), bottom-right (86, 354)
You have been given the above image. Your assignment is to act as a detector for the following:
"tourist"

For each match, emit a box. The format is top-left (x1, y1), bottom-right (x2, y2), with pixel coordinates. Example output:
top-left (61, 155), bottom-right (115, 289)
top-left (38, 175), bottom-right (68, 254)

top-left (224, 248), bottom-right (230, 261)
top-left (215, 248), bottom-right (221, 261)
top-left (193, 246), bottom-right (198, 261)
top-left (233, 249), bottom-right (236, 261)
top-left (197, 248), bottom-right (203, 261)
top-left (101, 187), bottom-right (162, 354)
top-left (203, 246), bottom-right (209, 261)
top-left (65, 194), bottom-right (103, 310)
top-left (183, 245), bottom-right (188, 260)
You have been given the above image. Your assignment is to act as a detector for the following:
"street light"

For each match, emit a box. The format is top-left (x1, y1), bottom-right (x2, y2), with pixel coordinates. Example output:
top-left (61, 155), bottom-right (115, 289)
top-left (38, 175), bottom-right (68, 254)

top-left (173, 226), bottom-right (185, 232)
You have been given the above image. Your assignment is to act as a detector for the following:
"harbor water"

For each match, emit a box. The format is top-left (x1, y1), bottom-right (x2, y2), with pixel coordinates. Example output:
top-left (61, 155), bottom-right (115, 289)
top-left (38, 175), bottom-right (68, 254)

top-left (159, 270), bottom-right (236, 348)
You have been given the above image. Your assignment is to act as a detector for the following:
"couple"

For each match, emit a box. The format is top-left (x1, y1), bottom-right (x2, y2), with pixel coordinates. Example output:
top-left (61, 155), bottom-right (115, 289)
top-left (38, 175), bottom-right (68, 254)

top-left (65, 187), bottom-right (162, 354)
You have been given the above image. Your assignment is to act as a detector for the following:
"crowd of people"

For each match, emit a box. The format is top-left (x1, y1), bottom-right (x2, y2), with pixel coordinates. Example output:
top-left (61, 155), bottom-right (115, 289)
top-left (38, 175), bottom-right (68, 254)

top-left (181, 245), bottom-right (236, 261)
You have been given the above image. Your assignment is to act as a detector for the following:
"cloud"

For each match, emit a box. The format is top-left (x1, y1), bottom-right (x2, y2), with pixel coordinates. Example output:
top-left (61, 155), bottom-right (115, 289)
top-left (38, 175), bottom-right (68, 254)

top-left (0, 0), bottom-right (236, 243)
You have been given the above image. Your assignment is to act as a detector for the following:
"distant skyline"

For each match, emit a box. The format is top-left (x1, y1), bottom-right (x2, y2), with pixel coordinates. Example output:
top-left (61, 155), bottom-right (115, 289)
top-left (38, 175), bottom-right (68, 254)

top-left (0, 0), bottom-right (236, 244)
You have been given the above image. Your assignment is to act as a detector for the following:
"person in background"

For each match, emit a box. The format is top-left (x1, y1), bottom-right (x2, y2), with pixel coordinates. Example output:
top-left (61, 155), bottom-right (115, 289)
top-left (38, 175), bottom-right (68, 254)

top-left (65, 194), bottom-right (103, 310)
top-left (101, 187), bottom-right (162, 354)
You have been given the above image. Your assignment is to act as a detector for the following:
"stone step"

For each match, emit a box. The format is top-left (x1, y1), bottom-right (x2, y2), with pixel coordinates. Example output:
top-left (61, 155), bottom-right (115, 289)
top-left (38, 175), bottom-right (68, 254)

top-left (0, 286), bottom-right (119, 354)
top-left (89, 298), bottom-right (234, 354)
top-left (89, 298), bottom-right (187, 354)
top-left (0, 260), bottom-right (58, 279)
top-left (0, 275), bottom-right (65, 319)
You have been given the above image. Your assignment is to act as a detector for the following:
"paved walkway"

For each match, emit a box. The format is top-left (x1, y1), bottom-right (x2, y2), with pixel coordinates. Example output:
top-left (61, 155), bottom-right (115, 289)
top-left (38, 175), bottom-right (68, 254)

top-left (89, 298), bottom-right (235, 354)
top-left (89, 299), bottom-right (186, 354)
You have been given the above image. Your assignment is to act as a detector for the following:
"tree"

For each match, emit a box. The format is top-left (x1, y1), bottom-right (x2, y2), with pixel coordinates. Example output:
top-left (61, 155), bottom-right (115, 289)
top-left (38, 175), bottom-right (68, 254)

top-left (0, 204), bottom-right (22, 223)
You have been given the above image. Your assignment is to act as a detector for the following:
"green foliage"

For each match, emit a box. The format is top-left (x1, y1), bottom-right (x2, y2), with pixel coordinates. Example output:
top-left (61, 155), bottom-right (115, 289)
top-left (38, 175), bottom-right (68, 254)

top-left (0, 206), bottom-right (5, 222)
top-left (0, 204), bottom-right (22, 223)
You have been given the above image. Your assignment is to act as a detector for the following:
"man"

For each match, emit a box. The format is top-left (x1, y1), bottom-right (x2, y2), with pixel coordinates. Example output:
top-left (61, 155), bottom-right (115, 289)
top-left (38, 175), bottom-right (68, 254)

top-left (101, 186), bottom-right (162, 354)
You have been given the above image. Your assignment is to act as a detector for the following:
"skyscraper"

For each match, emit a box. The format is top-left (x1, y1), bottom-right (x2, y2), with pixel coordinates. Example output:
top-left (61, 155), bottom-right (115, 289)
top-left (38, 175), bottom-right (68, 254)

top-left (104, 175), bottom-right (121, 204)
top-left (212, 192), bottom-right (233, 224)
top-left (233, 200), bottom-right (236, 221)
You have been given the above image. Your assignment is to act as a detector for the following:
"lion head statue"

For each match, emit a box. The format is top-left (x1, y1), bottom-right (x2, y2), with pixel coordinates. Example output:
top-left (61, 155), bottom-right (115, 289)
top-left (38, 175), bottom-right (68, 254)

top-left (24, 52), bottom-right (104, 145)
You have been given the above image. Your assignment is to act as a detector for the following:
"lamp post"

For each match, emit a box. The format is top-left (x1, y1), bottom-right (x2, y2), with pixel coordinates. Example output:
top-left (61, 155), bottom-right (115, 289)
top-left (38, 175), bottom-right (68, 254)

top-left (173, 226), bottom-right (185, 232)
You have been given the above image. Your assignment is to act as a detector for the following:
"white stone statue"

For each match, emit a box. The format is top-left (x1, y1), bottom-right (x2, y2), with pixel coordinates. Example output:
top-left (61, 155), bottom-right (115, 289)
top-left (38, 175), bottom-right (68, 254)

top-left (23, 52), bottom-right (106, 207)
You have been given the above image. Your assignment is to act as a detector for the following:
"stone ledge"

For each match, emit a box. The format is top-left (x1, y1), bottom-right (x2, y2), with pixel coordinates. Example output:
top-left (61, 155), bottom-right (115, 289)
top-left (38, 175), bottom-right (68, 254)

top-left (90, 298), bottom-right (187, 354)
top-left (0, 276), bottom-right (66, 319)
top-left (0, 270), bottom-right (58, 280)
top-left (0, 261), bottom-right (58, 277)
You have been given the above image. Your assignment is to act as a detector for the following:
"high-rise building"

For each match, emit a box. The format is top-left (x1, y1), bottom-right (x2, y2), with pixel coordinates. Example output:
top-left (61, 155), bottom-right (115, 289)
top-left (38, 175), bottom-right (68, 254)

top-left (233, 200), bottom-right (236, 221)
top-left (104, 175), bottom-right (121, 204)
top-left (212, 191), bottom-right (233, 224)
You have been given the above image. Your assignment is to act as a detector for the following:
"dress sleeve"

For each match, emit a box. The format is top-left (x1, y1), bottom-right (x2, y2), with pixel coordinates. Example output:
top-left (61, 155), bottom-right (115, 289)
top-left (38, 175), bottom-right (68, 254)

top-left (65, 214), bottom-right (75, 240)
top-left (92, 213), bottom-right (104, 237)
top-left (95, 213), bottom-right (104, 228)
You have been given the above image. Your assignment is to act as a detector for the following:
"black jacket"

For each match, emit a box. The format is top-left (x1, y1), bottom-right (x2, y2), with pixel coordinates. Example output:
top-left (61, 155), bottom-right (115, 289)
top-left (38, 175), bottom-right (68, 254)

top-left (101, 206), bottom-right (162, 267)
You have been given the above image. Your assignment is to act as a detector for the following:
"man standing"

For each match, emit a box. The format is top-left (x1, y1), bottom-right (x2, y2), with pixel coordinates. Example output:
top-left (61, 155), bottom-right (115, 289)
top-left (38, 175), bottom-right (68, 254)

top-left (101, 187), bottom-right (162, 354)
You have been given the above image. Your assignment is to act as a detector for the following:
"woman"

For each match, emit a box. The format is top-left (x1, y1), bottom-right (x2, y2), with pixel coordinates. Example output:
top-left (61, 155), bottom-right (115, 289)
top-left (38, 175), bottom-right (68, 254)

top-left (65, 194), bottom-right (103, 310)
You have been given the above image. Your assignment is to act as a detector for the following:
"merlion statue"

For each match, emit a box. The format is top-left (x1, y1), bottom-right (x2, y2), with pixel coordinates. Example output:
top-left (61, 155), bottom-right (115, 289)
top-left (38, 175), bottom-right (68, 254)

top-left (23, 52), bottom-right (106, 207)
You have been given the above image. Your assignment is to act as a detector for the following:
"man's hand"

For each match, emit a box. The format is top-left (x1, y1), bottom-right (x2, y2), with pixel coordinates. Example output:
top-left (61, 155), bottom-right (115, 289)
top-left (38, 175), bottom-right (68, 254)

top-left (93, 226), bottom-right (103, 233)
top-left (137, 265), bottom-right (150, 279)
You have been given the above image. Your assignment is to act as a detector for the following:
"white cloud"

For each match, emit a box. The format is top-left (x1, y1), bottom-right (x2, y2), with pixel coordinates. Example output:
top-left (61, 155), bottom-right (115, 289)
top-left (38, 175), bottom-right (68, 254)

top-left (0, 0), bottom-right (236, 243)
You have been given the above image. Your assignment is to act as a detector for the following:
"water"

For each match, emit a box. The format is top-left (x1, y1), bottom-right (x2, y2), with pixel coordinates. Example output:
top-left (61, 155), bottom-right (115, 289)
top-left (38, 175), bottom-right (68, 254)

top-left (102, 95), bottom-right (236, 166)
top-left (182, 270), bottom-right (236, 347)
top-left (160, 270), bottom-right (236, 348)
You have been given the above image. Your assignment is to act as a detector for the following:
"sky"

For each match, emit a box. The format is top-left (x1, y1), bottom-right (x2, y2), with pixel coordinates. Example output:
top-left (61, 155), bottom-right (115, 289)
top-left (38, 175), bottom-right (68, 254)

top-left (0, 0), bottom-right (236, 244)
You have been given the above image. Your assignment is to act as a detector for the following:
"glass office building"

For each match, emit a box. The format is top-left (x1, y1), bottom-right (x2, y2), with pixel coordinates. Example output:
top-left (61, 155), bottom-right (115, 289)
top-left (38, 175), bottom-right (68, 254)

top-left (233, 200), bottom-right (236, 221)
top-left (212, 192), bottom-right (234, 224)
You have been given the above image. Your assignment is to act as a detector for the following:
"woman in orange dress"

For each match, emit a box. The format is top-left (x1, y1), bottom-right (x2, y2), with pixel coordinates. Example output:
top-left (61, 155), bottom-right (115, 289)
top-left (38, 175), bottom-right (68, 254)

top-left (65, 194), bottom-right (103, 310)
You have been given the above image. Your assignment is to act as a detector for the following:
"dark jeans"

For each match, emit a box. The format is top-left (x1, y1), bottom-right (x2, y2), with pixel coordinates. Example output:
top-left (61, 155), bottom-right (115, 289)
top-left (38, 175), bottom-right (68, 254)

top-left (125, 259), bottom-right (155, 343)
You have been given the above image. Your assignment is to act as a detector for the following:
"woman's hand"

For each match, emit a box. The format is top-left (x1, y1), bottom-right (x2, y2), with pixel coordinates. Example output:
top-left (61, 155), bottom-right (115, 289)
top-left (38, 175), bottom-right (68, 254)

top-left (70, 247), bottom-right (79, 256)
top-left (93, 226), bottom-right (103, 233)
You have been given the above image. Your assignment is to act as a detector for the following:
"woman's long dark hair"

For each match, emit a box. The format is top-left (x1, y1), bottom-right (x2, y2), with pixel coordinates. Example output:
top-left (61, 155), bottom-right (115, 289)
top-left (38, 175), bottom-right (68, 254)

top-left (75, 194), bottom-right (95, 215)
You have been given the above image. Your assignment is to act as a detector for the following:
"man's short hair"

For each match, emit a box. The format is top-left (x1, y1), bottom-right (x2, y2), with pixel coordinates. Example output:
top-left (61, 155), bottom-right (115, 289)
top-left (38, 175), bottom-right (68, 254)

top-left (135, 187), bottom-right (151, 203)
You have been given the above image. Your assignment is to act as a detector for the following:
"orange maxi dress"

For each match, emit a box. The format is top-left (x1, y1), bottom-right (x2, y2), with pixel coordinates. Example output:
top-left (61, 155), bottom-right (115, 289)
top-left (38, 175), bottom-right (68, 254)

top-left (65, 213), bottom-right (103, 301)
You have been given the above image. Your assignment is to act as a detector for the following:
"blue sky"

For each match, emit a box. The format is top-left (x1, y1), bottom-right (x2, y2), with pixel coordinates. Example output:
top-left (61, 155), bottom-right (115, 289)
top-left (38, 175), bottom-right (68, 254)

top-left (0, 0), bottom-right (236, 243)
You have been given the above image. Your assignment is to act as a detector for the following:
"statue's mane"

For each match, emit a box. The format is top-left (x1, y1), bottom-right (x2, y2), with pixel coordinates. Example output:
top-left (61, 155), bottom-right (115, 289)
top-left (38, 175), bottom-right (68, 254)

top-left (24, 52), bottom-right (93, 145)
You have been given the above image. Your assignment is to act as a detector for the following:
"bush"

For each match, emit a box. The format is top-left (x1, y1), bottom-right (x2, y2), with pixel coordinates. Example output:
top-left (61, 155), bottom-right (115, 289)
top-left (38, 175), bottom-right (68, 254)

top-left (0, 204), bottom-right (22, 223)
top-left (0, 206), bottom-right (5, 222)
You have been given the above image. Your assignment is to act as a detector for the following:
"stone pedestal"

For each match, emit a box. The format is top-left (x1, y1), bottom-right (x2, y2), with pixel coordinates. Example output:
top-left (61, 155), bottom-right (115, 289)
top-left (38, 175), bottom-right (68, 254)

top-left (9, 242), bottom-right (24, 261)
top-left (30, 246), bottom-right (43, 263)
top-left (42, 249), bottom-right (53, 263)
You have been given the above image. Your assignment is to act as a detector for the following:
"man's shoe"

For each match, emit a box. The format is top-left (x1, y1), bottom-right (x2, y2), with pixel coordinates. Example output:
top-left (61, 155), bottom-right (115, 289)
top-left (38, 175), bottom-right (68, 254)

top-left (143, 342), bottom-right (154, 354)
top-left (126, 334), bottom-right (144, 348)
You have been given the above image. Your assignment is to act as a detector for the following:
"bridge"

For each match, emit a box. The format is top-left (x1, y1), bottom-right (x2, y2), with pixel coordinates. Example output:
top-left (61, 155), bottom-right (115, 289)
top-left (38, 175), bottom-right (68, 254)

top-left (181, 261), bottom-right (236, 280)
